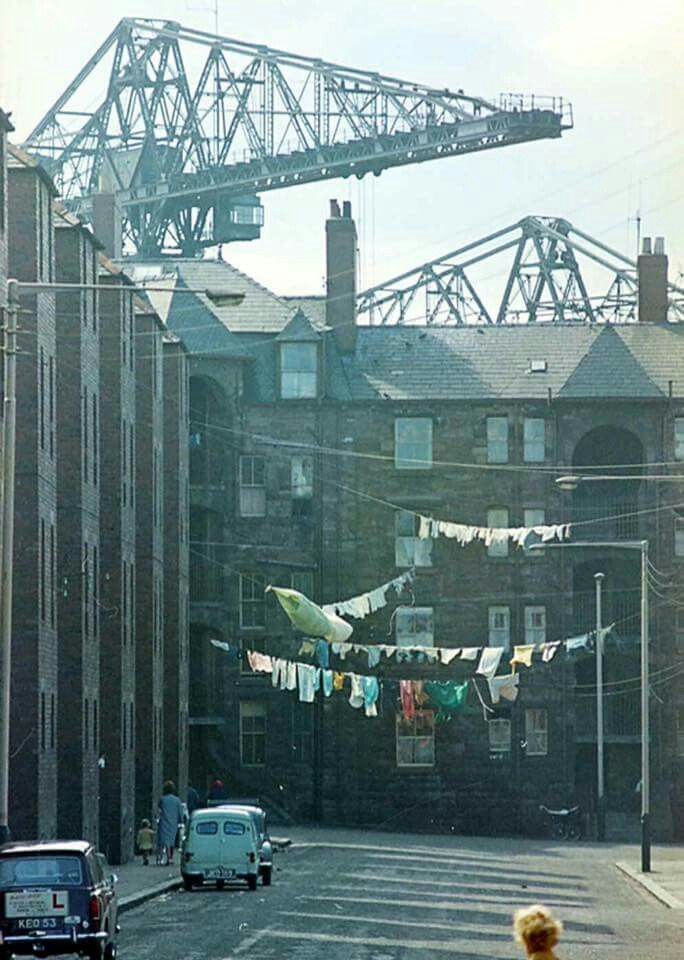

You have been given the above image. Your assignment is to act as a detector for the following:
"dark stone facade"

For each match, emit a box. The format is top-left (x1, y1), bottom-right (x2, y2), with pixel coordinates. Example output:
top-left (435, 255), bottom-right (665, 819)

top-left (97, 271), bottom-right (138, 863)
top-left (162, 336), bottom-right (190, 798)
top-left (54, 214), bottom-right (102, 844)
top-left (7, 150), bottom-right (58, 840)
top-left (134, 304), bottom-right (165, 825)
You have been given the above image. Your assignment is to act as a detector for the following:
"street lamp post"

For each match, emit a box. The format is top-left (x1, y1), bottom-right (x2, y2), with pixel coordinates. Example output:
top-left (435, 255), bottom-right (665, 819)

top-left (595, 571), bottom-right (606, 842)
top-left (531, 537), bottom-right (650, 871)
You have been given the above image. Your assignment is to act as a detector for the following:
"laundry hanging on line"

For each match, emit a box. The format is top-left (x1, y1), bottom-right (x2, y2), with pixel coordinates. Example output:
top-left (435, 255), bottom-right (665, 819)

top-left (322, 569), bottom-right (415, 620)
top-left (417, 514), bottom-right (571, 549)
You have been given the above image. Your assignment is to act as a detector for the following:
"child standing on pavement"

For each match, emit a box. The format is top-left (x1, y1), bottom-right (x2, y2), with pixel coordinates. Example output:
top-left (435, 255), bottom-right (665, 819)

top-left (136, 818), bottom-right (155, 866)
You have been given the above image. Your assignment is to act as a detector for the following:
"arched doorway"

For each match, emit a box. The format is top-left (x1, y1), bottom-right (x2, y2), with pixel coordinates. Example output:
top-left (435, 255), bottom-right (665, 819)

top-left (571, 426), bottom-right (644, 540)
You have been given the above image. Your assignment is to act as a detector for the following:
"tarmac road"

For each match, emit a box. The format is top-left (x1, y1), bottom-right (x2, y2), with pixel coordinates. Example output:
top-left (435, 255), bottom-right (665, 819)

top-left (118, 829), bottom-right (684, 960)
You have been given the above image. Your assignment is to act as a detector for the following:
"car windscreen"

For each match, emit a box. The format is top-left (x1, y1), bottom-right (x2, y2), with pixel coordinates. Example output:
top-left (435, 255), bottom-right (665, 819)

top-left (0, 855), bottom-right (84, 888)
top-left (223, 821), bottom-right (246, 836)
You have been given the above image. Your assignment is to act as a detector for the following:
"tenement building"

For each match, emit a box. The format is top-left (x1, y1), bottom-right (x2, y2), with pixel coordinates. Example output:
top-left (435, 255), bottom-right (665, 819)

top-left (6, 145), bottom-right (59, 840)
top-left (54, 207), bottom-right (103, 845)
top-left (1, 129), bottom-right (190, 858)
top-left (142, 201), bottom-right (684, 840)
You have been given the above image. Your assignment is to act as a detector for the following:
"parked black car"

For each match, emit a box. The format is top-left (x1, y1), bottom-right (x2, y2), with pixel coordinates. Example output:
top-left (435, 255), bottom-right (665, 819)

top-left (0, 840), bottom-right (118, 959)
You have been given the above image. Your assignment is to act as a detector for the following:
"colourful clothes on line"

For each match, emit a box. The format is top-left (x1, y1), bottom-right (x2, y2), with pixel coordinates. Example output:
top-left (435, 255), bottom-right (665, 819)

top-left (424, 680), bottom-right (468, 715)
top-left (540, 642), bottom-right (560, 663)
top-left (333, 672), bottom-right (345, 691)
top-left (322, 670), bottom-right (334, 697)
top-left (349, 674), bottom-right (364, 709)
top-left (362, 676), bottom-right (380, 717)
top-left (399, 680), bottom-right (415, 721)
top-left (510, 644), bottom-right (535, 670)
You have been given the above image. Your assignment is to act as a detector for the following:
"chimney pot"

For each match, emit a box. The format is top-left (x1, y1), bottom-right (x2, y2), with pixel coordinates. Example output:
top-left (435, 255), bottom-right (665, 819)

top-left (329, 199), bottom-right (341, 218)
top-left (342, 200), bottom-right (352, 218)
top-left (642, 236), bottom-right (652, 255)
top-left (655, 236), bottom-right (665, 255)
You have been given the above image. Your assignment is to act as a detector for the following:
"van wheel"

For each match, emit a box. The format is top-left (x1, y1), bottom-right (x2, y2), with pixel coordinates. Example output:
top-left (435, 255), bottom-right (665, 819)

top-left (216, 879), bottom-right (225, 890)
top-left (248, 874), bottom-right (258, 891)
top-left (104, 943), bottom-right (118, 960)
top-left (262, 867), bottom-right (272, 886)
top-left (183, 877), bottom-right (194, 891)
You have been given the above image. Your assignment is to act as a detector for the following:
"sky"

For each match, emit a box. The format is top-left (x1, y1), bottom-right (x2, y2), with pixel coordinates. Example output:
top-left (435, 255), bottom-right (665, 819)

top-left (1, 0), bottom-right (683, 303)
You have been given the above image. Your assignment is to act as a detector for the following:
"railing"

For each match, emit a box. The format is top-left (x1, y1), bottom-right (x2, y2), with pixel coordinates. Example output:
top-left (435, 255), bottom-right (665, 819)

top-left (570, 497), bottom-right (640, 541)
top-left (575, 691), bottom-right (640, 739)
top-left (573, 589), bottom-right (640, 638)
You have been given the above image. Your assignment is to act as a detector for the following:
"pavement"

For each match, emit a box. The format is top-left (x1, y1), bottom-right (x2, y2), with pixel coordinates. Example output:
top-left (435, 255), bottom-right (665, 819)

top-left (615, 845), bottom-right (684, 909)
top-left (114, 827), bottom-right (684, 959)
top-left (114, 858), bottom-right (182, 912)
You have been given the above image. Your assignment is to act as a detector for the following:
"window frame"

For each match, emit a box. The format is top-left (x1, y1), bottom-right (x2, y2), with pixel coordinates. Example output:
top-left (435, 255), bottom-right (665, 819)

top-left (675, 418), bottom-right (684, 461)
top-left (239, 455), bottom-right (266, 518)
top-left (488, 605), bottom-right (511, 650)
top-left (291, 455), bottom-right (314, 499)
top-left (488, 718), bottom-right (511, 754)
top-left (524, 507), bottom-right (546, 556)
top-left (240, 700), bottom-right (267, 767)
top-left (395, 606), bottom-right (434, 647)
top-left (394, 417), bottom-right (433, 471)
top-left (486, 507), bottom-right (509, 558)
top-left (239, 573), bottom-right (266, 630)
top-left (280, 342), bottom-right (318, 400)
top-left (523, 417), bottom-right (546, 463)
top-left (675, 514), bottom-right (684, 558)
top-left (524, 605), bottom-right (547, 645)
top-left (396, 710), bottom-right (436, 768)
top-left (486, 416), bottom-right (509, 464)
top-left (394, 510), bottom-right (433, 568)
top-left (525, 708), bottom-right (548, 756)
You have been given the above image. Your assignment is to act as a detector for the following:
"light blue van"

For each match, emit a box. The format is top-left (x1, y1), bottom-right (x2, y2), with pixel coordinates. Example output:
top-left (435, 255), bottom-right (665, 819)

top-left (181, 807), bottom-right (259, 891)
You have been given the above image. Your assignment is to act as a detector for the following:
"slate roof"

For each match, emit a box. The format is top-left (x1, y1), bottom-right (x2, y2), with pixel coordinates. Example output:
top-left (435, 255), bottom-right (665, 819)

top-left (342, 323), bottom-right (684, 401)
top-left (109, 255), bottom-right (684, 403)
top-left (7, 143), bottom-right (58, 195)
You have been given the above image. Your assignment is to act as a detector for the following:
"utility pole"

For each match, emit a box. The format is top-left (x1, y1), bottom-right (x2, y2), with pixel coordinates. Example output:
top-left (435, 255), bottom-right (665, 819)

top-left (594, 572), bottom-right (605, 841)
top-left (640, 540), bottom-right (651, 872)
top-left (0, 278), bottom-right (19, 845)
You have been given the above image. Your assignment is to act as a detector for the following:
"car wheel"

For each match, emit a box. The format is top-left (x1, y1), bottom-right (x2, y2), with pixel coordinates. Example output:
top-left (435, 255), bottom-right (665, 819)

top-left (183, 876), bottom-right (195, 891)
top-left (87, 942), bottom-right (106, 960)
top-left (104, 942), bottom-right (118, 960)
top-left (247, 874), bottom-right (258, 891)
top-left (216, 879), bottom-right (225, 891)
top-left (262, 866), bottom-right (272, 886)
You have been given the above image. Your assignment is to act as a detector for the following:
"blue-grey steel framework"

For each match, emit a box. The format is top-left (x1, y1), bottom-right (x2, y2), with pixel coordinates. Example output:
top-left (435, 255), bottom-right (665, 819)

top-left (23, 18), bottom-right (572, 258)
top-left (357, 216), bottom-right (684, 325)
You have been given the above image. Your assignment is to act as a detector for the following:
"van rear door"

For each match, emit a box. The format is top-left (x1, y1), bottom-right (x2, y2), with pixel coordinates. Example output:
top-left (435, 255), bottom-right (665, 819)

top-left (219, 818), bottom-right (252, 876)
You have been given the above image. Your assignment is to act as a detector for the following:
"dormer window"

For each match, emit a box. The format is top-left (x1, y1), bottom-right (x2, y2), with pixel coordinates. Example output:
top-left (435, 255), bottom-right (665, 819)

top-left (280, 343), bottom-right (317, 399)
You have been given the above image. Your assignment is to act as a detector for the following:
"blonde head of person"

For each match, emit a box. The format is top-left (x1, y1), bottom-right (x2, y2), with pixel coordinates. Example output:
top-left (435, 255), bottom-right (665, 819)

top-left (513, 904), bottom-right (563, 958)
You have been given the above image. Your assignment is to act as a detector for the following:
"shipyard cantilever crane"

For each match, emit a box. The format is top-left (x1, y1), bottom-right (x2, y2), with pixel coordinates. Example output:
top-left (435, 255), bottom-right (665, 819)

top-left (25, 18), bottom-right (573, 258)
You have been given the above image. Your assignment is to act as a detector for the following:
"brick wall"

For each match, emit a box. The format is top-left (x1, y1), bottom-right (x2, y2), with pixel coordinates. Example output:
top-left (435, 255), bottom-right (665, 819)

top-left (98, 275), bottom-right (136, 863)
top-left (134, 306), bottom-right (165, 825)
top-left (162, 338), bottom-right (190, 799)
top-left (7, 163), bottom-right (58, 840)
top-left (54, 221), bottom-right (101, 844)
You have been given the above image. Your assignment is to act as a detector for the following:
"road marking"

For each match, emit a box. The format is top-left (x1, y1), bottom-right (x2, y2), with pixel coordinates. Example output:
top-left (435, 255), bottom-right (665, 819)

top-left (300, 892), bottom-right (585, 912)
top-left (228, 927), bottom-right (270, 957)
top-left (278, 909), bottom-right (509, 938)
top-left (258, 928), bottom-right (480, 953)
top-left (340, 871), bottom-right (556, 892)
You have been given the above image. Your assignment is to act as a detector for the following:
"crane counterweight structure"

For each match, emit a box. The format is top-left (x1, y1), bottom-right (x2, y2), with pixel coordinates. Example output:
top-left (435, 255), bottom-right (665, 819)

top-left (24, 18), bottom-right (572, 258)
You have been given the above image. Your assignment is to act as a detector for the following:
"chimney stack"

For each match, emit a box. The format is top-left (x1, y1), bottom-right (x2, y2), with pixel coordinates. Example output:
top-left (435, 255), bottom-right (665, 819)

top-left (91, 192), bottom-right (123, 260)
top-left (637, 235), bottom-right (668, 323)
top-left (326, 198), bottom-right (357, 353)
